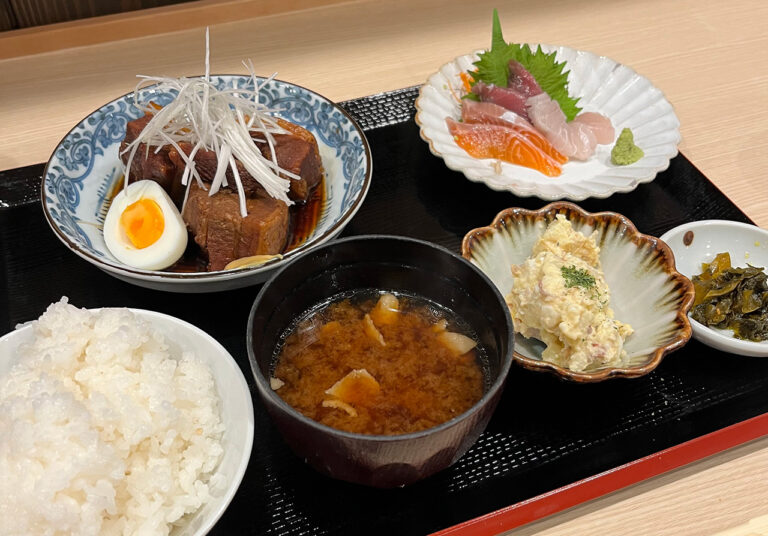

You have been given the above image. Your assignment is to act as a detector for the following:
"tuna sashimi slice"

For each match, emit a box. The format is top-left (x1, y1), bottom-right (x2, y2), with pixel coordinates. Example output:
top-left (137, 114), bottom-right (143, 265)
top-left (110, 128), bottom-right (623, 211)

top-left (526, 93), bottom-right (597, 160)
top-left (471, 81), bottom-right (530, 121)
top-left (460, 100), bottom-right (567, 165)
top-left (508, 60), bottom-right (543, 97)
top-left (446, 118), bottom-right (563, 177)
top-left (572, 112), bottom-right (615, 145)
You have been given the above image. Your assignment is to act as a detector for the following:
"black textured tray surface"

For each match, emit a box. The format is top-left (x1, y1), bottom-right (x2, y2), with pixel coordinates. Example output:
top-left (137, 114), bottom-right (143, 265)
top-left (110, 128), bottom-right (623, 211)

top-left (2, 87), bottom-right (766, 536)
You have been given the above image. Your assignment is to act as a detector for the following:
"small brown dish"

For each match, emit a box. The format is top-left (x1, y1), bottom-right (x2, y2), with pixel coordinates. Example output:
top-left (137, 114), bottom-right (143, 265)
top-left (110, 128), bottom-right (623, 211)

top-left (462, 201), bottom-right (694, 382)
top-left (247, 235), bottom-right (514, 487)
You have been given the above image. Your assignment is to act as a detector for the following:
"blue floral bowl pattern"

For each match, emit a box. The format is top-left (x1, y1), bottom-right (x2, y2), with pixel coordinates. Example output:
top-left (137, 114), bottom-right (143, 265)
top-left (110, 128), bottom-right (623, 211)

top-left (42, 76), bottom-right (372, 292)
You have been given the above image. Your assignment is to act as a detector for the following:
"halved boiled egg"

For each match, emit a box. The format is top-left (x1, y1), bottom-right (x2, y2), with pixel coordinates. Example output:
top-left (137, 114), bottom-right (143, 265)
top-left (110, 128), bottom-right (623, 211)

top-left (103, 180), bottom-right (188, 270)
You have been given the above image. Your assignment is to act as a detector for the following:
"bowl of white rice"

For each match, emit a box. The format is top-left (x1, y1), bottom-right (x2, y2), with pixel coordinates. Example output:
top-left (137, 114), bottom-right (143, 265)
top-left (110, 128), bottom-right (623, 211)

top-left (0, 299), bottom-right (254, 536)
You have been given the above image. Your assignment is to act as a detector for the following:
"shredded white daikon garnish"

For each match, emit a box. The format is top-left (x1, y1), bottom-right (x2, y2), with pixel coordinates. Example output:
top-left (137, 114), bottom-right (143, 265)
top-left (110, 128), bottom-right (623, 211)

top-left (122, 28), bottom-right (299, 216)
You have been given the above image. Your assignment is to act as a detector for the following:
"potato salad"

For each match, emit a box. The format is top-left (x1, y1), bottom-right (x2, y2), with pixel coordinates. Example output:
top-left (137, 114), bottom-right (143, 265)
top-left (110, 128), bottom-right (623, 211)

top-left (506, 215), bottom-right (633, 371)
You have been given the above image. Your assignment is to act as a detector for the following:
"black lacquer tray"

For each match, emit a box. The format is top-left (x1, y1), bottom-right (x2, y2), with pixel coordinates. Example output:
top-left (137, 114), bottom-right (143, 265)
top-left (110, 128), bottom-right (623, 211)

top-left (2, 87), bottom-right (767, 536)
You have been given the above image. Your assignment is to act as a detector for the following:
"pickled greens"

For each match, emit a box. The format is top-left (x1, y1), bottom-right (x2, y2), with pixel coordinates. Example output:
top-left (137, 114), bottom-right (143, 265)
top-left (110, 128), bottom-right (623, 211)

top-left (691, 252), bottom-right (768, 341)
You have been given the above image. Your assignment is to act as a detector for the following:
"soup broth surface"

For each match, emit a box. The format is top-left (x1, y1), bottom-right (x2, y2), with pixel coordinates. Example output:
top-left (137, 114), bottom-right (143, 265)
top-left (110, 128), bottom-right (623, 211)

top-left (272, 290), bottom-right (486, 435)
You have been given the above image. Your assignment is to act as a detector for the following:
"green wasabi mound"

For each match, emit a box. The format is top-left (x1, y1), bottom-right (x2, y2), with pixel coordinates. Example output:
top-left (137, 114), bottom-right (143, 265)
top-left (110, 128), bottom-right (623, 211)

top-left (611, 128), bottom-right (644, 165)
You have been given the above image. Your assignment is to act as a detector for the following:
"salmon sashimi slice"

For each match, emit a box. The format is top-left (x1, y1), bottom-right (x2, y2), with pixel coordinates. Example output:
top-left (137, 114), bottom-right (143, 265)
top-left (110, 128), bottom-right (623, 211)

top-left (461, 101), bottom-right (568, 165)
top-left (517, 130), bottom-right (569, 166)
top-left (446, 118), bottom-right (564, 177)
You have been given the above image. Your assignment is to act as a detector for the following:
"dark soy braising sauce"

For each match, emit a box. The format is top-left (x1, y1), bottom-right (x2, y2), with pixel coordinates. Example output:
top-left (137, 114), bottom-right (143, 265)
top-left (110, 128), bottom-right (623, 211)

top-left (167, 175), bottom-right (326, 273)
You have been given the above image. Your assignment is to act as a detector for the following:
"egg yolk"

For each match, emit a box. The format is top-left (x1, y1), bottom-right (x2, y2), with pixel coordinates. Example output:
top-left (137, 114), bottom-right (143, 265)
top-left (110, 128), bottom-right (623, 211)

top-left (119, 198), bottom-right (165, 249)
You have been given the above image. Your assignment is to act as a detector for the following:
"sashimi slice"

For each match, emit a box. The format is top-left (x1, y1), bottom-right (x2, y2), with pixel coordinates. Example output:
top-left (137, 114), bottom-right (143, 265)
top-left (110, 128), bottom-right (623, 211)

top-left (526, 93), bottom-right (597, 160)
top-left (572, 112), bottom-right (615, 144)
top-left (564, 122), bottom-right (597, 160)
top-left (446, 118), bottom-right (563, 177)
top-left (508, 60), bottom-right (543, 97)
top-left (514, 129), bottom-right (569, 166)
top-left (461, 99), bottom-right (535, 131)
top-left (472, 81), bottom-right (530, 121)
top-left (461, 101), bottom-right (567, 165)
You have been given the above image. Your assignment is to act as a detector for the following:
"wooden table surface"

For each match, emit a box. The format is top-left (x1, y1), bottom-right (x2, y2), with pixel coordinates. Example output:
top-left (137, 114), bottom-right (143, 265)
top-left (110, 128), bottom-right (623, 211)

top-left (1, 0), bottom-right (767, 534)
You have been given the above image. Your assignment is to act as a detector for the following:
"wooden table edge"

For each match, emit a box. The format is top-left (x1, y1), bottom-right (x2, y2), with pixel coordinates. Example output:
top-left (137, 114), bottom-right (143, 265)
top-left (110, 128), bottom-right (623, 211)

top-left (431, 412), bottom-right (768, 536)
top-left (0, 0), bottom-right (354, 60)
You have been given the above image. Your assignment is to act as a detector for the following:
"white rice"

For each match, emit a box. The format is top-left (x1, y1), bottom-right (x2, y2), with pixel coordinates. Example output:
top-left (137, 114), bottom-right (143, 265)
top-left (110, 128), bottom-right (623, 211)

top-left (0, 299), bottom-right (225, 536)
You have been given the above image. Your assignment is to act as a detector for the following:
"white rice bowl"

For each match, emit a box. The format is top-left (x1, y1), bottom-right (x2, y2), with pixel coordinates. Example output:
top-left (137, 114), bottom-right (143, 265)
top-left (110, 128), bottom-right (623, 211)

top-left (0, 299), bottom-right (229, 535)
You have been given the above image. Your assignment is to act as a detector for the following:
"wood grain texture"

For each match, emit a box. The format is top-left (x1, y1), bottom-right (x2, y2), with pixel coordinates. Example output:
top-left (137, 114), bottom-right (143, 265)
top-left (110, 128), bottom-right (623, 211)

top-left (1, 0), bottom-right (766, 231)
top-left (0, 2), bottom-right (767, 532)
top-left (507, 435), bottom-right (768, 536)
top-left (0, 0), bottom-right (350, 58)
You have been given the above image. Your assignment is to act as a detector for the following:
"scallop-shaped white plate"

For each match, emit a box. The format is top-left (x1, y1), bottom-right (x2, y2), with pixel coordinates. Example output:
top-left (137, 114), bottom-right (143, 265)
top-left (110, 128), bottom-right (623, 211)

top-left (462, 202), bottom-right (694, 382)
top-left (660, 220), bottom-right (768, 357)
top-left (415, 46), bottom-right (680, 200)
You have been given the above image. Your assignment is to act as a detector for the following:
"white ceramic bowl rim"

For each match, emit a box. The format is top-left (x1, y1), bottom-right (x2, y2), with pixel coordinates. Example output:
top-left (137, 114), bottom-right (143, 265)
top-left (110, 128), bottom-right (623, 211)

top-left (0, 307), bottom-right (255, 535)
top-left (660, 219), bottom-right (768, 356)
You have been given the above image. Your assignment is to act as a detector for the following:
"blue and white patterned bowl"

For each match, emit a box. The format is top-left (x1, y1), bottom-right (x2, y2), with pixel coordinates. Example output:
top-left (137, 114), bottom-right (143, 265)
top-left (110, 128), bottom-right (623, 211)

top-left (42, 75), bottom-right (372, 293)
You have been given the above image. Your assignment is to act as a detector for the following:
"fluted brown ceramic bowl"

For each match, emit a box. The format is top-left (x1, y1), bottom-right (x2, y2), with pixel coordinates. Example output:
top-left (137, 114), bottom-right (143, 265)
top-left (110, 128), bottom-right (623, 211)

top-left (462, 202), bottom-right (694, 383)
top-left (247, 235), bottom-right (514, 488)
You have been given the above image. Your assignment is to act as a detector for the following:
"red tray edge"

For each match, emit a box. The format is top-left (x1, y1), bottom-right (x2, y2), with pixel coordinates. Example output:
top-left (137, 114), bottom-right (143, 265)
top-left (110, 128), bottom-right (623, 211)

top-left (431, 412), bottom-right (768, 536)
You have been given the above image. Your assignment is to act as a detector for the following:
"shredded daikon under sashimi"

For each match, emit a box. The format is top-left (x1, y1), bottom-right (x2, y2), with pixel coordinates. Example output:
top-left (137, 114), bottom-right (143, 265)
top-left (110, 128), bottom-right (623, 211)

top-left (122, 29), bottom-right (298, 216)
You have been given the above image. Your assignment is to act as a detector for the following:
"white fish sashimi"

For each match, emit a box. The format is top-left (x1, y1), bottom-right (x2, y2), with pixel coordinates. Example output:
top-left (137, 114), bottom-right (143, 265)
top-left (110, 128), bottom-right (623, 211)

top-left (526, 94), bottom-right (615, 161)
top-left (526, 94), bottom-right (596, 160)
top-left (568, 123), bottom-right (598, 160)
top-left (572, 112), bottom-right (615, 145)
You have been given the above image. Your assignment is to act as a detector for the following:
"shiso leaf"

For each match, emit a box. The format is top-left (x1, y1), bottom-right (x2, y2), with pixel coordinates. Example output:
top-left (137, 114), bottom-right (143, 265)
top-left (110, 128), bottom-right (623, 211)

top-left (471, 9), bottom-right (582, 121)
top-left (471, 11), bottom-right (519, 88)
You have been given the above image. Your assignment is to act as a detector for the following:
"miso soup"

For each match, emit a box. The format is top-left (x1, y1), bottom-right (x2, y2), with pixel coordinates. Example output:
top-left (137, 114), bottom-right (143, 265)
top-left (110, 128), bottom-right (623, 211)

top-left (271, 290), bottom-right (487, 435)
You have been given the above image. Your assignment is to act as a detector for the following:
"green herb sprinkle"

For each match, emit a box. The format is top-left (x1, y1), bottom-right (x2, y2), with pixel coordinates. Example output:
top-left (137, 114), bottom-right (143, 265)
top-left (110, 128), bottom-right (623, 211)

top-left (561, 265), bottom-right (596, 290)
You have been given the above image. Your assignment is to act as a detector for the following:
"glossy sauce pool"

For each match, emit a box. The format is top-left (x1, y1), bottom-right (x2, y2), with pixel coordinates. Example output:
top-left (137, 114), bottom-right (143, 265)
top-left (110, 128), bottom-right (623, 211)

top-left (271, 291), bottom-right (488, 435)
